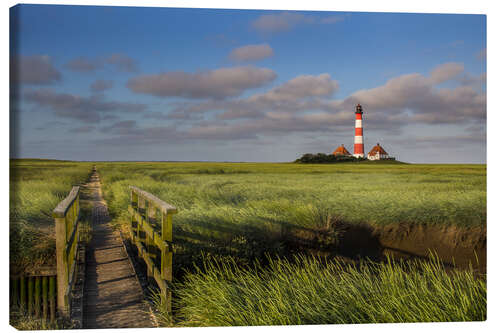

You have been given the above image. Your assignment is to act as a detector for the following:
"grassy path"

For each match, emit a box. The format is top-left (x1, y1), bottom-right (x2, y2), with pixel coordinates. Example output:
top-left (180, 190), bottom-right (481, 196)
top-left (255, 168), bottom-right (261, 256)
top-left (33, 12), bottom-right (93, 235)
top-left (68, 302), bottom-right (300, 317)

top-left (83, 171), bottom-right (155, 329)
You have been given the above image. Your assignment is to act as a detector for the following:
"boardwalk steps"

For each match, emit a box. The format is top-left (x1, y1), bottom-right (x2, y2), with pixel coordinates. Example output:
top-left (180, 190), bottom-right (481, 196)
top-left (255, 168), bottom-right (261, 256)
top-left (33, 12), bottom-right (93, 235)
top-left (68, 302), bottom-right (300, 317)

top-left (82, 172), bottom-right (155, 329)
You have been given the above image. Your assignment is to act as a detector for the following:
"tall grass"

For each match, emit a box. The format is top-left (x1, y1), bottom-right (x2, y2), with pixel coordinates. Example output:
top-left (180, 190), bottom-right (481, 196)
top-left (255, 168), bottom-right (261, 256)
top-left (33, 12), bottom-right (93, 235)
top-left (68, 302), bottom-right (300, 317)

top-left (9, 310), bottom-right (67, 330)
top-left (95, 162), bottom-right (486, 269)
top-left (95, 162), bottom-right (486, 326)
top-left (9, 160), bottom-right (487, 327)
top-left (167, 255), bottom-right (485, 326)
top-left (97, 162), bottom-right (486, 229)
top-left (10, 160), bottom-right (92, 273)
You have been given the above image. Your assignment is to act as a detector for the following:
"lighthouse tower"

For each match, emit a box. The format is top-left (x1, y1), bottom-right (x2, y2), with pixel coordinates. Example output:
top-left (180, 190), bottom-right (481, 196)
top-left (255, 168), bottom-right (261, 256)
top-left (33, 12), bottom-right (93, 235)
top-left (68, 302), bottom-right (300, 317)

top-left (353, 104), bottom-right (365, 158)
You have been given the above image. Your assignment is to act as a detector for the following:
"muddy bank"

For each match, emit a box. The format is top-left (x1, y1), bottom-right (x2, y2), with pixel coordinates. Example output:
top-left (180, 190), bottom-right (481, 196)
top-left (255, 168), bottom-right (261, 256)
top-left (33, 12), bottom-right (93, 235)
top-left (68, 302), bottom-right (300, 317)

top-left (333, 222), bottom-right (486, 273)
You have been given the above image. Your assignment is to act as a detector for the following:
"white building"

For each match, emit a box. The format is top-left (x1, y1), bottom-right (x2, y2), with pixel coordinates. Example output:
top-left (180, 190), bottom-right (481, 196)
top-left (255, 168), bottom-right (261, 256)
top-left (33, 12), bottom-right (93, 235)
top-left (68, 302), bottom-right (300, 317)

top-left (367, 143), bottom-right (393, 160)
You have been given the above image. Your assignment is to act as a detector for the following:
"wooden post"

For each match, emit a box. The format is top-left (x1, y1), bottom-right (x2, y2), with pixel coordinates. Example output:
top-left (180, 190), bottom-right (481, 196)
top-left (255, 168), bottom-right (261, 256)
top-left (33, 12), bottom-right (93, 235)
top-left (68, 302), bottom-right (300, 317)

top-left (42, 276), bottom-right (48, 321)
top-left (20, 276), bottom-right (26, 312)
top-left (28, 277), bottom-right (34, 315)
top-left (138, 194), bottom-right (142, 216)
top-left (12, 277), bottom-right (19, 308)
top-left (145, 229), bottom-right (153, 279)
top-left (76, 192), bottom-right (80, 217)
top-left (130, 189), bottom-right (136, 241)
top-left (161, 212), bottom-right (173, 280)
top-left (34, 276), bottom-right (41, 318)
top-left (49, 276), bottom-right (56, 322)
top-left (55, 215), bottom-right (69, 318)
top-left (130, 212), bottom-right (135, 241)
top-left (147, 206), bottom-right (157, 259)
top-left (161, 212), bottom-right (173, 313)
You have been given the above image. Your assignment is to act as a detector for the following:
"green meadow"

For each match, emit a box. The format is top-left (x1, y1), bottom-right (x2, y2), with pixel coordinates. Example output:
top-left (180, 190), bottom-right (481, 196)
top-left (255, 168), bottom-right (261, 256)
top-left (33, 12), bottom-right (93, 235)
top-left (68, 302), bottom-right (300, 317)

top-left (96, 161), bottom-right (486, 229)
top-left (95, 161), bottom-right (486, 324)
top-left (10, 159), bottom-right (92, 274)
top-left (9, 160), bottom-right (487, 325)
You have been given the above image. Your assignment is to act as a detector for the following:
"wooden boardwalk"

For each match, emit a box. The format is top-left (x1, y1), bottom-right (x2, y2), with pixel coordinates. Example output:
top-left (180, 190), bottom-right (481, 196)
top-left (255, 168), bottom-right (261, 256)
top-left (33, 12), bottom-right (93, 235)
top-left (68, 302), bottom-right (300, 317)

top-left (83, 171), bottom-right (155, 329)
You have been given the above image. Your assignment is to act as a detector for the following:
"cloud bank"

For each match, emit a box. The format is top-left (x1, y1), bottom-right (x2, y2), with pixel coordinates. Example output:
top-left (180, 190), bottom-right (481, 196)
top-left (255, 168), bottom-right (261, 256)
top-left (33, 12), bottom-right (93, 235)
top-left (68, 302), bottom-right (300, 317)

top-left (136, 63), bottom-right (485, 144)
top-left (127, 66), bottom-right (277, 99)
top-left (65, 53), bottom-right (138, 73)
top-left (24, 89), bottom-right (147, 123)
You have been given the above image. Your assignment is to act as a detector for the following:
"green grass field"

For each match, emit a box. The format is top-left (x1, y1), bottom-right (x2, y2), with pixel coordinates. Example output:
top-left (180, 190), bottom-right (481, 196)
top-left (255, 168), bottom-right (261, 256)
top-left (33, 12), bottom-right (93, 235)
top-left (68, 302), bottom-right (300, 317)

top-left (93, 161), bottom-right (486, 324)
top-left (9, 160), bottom-right (487, 325)
top-left (10, 159), bottom-right (92, 274)
top-left (97, 161), bottom-right (486, 229)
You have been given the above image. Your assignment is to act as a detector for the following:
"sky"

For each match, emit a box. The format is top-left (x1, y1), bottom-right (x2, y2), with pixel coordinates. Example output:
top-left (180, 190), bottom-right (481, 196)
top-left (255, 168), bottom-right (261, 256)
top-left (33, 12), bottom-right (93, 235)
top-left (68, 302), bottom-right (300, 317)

top-left (9, 4), bottom-right (486, 163)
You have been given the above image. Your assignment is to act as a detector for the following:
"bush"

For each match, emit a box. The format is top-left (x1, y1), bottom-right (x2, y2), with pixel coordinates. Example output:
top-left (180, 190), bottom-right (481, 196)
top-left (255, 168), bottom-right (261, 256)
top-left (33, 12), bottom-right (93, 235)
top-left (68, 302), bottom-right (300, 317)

top-left (295, 153), bottom-right (366, 163)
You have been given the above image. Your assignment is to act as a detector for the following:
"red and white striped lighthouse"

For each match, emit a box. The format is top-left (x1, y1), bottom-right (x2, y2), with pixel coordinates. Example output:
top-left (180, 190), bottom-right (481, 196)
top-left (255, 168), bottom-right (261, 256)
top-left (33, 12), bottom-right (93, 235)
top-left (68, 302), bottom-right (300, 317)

top-left (353, 104), bottom-right (365, 158)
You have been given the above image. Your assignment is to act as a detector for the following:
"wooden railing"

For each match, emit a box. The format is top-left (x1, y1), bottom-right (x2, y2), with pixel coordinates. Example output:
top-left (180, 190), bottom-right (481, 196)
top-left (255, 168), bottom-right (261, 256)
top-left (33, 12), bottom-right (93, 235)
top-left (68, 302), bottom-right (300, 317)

top-left (53, 186), bottom-right (81, 318)
top-left (10, 274), bottom-right (57, 322)
top-left (128, 186), bottom-right (177, 311)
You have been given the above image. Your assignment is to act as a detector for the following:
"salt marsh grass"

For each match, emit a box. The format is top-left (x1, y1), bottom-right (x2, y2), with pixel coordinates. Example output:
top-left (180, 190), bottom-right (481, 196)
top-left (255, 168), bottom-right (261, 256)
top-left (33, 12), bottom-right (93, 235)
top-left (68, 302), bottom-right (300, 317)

top-left (10, 160), bottom-right (486, 326)
top-left (97, 162), bottom-right (485, 233)
top-left (168, 255), bottom-right (486, 326)
top-left (94, 161), bottom-right (485, 326)
top-left (10, 159), bottom-right (92, 273)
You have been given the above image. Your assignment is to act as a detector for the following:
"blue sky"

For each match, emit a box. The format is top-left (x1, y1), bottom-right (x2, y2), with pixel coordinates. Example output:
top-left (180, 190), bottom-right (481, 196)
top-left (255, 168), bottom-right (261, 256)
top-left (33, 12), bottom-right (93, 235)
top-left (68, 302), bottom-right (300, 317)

top-left (9, 4), bottom-right (486, 163)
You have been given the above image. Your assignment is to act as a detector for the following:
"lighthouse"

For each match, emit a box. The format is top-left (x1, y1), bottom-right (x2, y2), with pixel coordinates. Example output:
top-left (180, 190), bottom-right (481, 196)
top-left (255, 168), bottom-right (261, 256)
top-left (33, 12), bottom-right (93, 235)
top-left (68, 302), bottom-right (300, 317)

top-left (353, 104), bottom-right (365, 158)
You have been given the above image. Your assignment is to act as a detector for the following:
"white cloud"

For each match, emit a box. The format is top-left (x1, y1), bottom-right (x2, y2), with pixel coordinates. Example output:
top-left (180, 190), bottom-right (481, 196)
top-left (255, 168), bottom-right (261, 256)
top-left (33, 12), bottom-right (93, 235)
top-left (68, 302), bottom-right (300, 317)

top-left (127, 66), bottom-right (277, 99)
top-left (250, 73), bottom-right (339, 103)
top-left (347, 63), bottom-right (485, 124)
top-left (251, 12), bottom-right (346, 33)
top-left (429, 62), bottom-right (464, 84)
top-left (229, 44), bottom-right (274, 62)
top-left (251, 12), bottom-right (309, 33)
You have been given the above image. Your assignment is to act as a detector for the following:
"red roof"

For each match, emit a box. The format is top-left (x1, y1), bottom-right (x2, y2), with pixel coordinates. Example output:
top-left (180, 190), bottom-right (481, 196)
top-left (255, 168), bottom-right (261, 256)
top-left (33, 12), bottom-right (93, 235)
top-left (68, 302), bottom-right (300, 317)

top-left (333, 144), bottom-right (351, 156)
top-left (368, 143), bottom-right (388, 156)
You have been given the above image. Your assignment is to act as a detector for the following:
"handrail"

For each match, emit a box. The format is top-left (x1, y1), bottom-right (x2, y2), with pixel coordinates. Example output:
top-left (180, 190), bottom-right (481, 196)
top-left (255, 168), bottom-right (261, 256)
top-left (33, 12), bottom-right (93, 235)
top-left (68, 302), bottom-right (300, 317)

top-left (129, 185), bottom-right (177, 214)
top-left (53, 186), bottom-right (81, 318)
top-left (53, 186), bottom-right (80, 218)
top-left (128, 186), bottom-right (177, 312)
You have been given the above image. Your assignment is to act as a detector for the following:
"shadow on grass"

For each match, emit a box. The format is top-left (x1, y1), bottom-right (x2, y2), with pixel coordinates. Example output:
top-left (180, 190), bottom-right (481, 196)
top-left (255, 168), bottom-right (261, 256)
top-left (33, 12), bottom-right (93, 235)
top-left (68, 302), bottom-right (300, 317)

top-left (167, 217), bottom-right (385, 280)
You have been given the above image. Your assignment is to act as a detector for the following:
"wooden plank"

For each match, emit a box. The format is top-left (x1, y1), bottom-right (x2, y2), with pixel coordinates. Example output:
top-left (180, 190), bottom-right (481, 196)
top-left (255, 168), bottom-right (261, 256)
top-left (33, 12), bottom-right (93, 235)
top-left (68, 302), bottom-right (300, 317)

top-left (34, 277), bottom-right (41, 317)
top-left (55, 216), bottom-right (69, 318)
top-left (26, 267), bottom-right (57, 276)
top-left (49, 276), bottom-right (56, 322)
top-left (161, 213), bottom-right (173, 281)
top-left (129, 207), bottom-right (171, 251)
top-left (12, 277), bottom-right (19, 308)
top-left (83, 172), bottom-right (154, 329)
top-left (20, 276), bottom-right (26, 311)
top-left (42, 276), bottom-right (48, 320)
top-left (161, 250), bottom-right (173, 281)
top-left (130, 186), bottom-right (177, 214)
top-left (28, 277), bottom-right (33, 315)
top-left (65, 219), bottom-right (80, 256)
top-left (53, 186), bottom-right (80, 218)
top-left (162, 213), bottom-right (173, 243)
